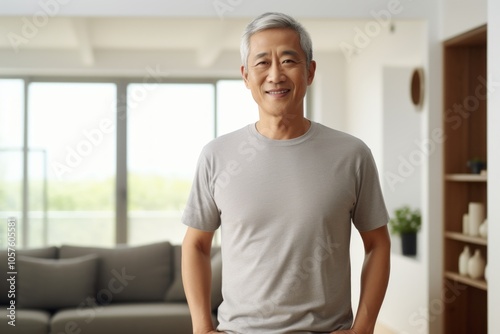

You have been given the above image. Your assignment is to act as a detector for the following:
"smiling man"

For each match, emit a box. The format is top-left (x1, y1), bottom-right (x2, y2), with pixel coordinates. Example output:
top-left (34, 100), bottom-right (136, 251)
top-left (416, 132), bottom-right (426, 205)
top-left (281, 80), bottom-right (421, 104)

top-left (182, 12), bottom-right (391, 334)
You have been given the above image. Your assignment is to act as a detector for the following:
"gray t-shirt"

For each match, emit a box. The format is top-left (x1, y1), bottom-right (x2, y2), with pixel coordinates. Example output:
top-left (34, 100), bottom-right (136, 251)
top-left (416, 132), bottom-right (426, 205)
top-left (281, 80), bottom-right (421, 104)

top-left (182, 121), bottom-right (389, 334)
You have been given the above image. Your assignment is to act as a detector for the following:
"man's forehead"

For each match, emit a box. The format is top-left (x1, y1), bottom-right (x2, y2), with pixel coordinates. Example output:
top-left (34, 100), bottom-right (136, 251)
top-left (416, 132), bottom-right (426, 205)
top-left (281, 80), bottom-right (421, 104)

top-left (248, 29), bottom-right (303, 56)
top-left (249, 27), bottom-right (299, 42)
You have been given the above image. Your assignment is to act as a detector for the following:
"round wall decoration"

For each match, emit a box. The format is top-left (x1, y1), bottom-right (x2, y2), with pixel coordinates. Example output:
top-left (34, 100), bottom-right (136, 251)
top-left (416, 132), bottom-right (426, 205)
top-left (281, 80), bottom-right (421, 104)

top-left (410, 68), bottom-right (424, 110)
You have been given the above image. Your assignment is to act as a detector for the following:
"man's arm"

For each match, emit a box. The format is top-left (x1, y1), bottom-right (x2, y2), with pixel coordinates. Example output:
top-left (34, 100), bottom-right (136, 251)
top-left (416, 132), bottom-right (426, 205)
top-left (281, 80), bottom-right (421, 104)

top-left (333, 225), bottom-right (391, 334)
top-left (182, 227), bottom-right (220, 334)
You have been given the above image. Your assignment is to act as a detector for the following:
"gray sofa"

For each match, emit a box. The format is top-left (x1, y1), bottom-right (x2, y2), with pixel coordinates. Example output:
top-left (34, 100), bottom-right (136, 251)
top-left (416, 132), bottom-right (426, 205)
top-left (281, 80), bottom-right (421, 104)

top-left (0, 241), bottom-right (222, 334)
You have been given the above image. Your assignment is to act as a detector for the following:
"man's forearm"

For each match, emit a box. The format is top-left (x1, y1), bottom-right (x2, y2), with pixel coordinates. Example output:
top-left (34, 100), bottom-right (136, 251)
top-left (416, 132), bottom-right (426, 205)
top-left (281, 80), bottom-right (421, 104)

top-left (351, 229), bottom-right (391, 334)
top-left (182, 240), bottom-right (215, 333)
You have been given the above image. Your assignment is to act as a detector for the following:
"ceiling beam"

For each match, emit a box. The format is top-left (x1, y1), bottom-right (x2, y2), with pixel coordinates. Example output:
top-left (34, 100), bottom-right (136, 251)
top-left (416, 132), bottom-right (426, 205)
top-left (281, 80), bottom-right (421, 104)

top-left (196, 21), bottom-right (228, 68)
top-left (71, 18), bottom-right (94, 66)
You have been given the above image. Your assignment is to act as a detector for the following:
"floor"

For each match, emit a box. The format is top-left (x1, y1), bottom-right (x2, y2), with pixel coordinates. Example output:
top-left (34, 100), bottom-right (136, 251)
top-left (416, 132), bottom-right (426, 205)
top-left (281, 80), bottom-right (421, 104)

top-left (375, 322), bottom-right (396, 334)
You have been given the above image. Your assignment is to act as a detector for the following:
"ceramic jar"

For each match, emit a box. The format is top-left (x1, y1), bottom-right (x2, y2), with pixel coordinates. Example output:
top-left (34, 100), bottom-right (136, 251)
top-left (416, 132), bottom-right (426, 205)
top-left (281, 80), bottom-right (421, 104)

top-left (467, 249), bottom-right (486, 279)
top-left (458, 246), bottom-right (471, 276)
top-left (468, 202), bottom-right (485, 237)
top-left (479, 219), bottom-right (488, 238)
top-left (462, 213), bottom-right (469, 235)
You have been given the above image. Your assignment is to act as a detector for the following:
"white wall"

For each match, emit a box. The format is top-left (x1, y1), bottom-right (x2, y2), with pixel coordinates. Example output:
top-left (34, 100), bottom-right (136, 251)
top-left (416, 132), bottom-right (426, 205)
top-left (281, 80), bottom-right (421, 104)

top-left (309, 51), bottom-right (347, 131)
top-left (380, 70), bottom-right (428, 334)
top-left (382, 66), bottom-right (423, 254)
top-left (487, 1), bottom-right (500, 332)
top-left (344, 21), bottom-right (425, 166)
top-left (442, 0), bottom-right (487, 39)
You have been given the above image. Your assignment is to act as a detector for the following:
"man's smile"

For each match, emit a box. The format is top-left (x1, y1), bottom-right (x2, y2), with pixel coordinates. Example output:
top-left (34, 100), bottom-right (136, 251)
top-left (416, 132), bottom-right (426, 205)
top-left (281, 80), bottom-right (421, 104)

top-left (266, 89), bottom-right (290, 95)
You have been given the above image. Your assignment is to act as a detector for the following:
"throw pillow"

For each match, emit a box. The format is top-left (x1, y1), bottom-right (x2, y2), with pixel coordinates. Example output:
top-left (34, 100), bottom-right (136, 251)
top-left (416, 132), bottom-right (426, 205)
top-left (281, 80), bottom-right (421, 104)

top-left (59, 241), bottom-right (172, 303)
top-left (0, 247), bottom-right (57, 305)
top-left (17, 254), bottom-right (99, 310)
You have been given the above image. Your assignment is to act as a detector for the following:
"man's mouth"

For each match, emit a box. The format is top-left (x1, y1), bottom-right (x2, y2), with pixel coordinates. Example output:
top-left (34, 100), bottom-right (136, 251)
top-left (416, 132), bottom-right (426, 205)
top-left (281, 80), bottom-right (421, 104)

top-left (266, 89), bottom-right (290, 95)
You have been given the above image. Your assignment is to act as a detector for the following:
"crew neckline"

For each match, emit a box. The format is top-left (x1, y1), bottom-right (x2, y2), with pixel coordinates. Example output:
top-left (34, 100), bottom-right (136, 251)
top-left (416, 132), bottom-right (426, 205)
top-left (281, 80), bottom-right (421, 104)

top-left (247, 120), bottom-right (318, 146)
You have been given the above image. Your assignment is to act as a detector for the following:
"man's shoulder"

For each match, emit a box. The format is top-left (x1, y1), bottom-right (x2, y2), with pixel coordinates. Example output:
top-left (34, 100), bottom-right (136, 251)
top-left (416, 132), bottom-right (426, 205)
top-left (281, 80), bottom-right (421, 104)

top-left (315, 123), bottom-right (371, 154)
top-left (202, 124), bottom-right (252, 153)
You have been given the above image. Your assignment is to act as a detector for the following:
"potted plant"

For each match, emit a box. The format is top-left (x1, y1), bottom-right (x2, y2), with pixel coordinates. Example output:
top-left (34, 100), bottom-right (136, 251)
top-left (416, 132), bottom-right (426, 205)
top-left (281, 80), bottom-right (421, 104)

top-left (466, 158), bottom-right (486, 174)
top-left (389, 206), bottom-right (422, 256)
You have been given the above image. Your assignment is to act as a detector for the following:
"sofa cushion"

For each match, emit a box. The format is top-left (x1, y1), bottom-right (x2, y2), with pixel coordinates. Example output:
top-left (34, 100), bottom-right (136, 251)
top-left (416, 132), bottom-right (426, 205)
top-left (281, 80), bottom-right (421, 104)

top-left (17, 254), bottom-right (99, 310)
top-left (0, 308), bottom-right (51, 334)
top-left (51, 303), bottom-right (195, 334)
top-left (60, 241), bottom-right (172, 303)
top-left (164, 245), bottom-right (185, 302)
top-left (0, 246), bottom-right (57, 305)
top-left (165, 246), bottom-right (223, 311)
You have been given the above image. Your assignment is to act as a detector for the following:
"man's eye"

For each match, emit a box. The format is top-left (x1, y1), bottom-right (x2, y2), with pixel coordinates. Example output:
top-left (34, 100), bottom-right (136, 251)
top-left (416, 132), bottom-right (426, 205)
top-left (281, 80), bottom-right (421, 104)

top-left (283, 59), bottom-right (295, 64)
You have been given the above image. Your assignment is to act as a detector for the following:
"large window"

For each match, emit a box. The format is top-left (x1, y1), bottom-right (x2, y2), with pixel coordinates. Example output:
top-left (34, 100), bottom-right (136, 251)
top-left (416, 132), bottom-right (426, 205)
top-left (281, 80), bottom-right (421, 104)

top-left (127, 83), bottom-right (214, 245)
top-left (0, 79), bottom-right (24, 247)
top-left (0, 78), bottom-right (257, 248)
top-left (28, 83), bottom-right (116, 247)
top-left (216, 80), bottom-right (256, 136)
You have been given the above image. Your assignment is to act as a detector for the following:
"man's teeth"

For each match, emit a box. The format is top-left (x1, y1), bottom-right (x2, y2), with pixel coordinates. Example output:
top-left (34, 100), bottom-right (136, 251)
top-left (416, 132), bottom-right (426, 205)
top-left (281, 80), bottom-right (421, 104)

top-left (268, 90), bottom-right (288, 94)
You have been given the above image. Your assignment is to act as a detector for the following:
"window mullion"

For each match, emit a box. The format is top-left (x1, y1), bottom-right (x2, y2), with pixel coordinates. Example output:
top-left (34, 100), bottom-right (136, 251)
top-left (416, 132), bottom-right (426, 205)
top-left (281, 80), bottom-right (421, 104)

top-left (116, 81), bottom-right (128, 245)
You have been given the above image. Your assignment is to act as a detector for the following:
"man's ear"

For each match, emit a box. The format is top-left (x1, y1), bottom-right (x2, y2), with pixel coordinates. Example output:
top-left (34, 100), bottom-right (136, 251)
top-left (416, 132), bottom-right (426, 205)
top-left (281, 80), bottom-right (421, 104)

top-left (307, 60), bottom-right (317, 85)
top-left (240, 65), bottom-right (250, 88)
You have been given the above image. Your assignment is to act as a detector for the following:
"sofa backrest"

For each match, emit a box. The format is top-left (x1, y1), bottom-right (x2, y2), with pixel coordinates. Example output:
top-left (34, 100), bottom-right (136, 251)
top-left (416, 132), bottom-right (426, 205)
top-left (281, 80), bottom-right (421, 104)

top-left (59, 241), bottom-right (173, 304)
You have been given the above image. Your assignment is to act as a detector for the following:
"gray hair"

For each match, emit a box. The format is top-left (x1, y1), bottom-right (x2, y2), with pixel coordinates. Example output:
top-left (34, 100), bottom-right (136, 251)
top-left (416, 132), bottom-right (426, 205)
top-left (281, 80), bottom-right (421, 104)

top-left (240, 12), bottom-right (313, 71)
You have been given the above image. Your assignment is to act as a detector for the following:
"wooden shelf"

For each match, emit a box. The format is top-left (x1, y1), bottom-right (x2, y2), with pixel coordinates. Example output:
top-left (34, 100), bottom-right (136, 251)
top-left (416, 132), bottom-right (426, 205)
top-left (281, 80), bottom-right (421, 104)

top-left (445, 174), bottom-right (487, 182)
top-left (445, 231), bottom-right (487, 245)
top-left (442, 25), bottom-right (488, 334)
top-left (445, 271), bottom-right (487, 291)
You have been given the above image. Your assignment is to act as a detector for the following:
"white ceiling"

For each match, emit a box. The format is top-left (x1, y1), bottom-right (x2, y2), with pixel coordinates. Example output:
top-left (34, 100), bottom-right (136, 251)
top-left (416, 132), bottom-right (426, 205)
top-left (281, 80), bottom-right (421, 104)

top-left (0, 17), bottom-right (423, 77)
top-left (0, 17), bottom-right (393, 66)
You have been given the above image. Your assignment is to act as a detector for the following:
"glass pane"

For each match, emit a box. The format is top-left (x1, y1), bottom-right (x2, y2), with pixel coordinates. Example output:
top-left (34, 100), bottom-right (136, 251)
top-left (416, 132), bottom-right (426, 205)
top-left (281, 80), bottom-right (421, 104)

top-left (216, 80), bottom-right (257, 136)
top-left (127, 83), bottom-right (214, 245)
top-left (28, 82), bottom-right (116, 247)
top-left (0, 79), bottom-right (24, 248)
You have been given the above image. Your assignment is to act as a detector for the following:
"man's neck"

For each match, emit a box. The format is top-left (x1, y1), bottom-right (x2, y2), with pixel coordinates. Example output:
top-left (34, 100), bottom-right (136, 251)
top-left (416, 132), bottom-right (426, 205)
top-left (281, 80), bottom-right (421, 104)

top-left (255, 115), bottom-right (311, 140)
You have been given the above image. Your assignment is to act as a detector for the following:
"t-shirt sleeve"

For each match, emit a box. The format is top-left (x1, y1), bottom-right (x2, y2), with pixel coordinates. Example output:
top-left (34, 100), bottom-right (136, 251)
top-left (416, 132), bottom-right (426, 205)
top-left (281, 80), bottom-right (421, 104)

top-left (181, 149), bottom-right (221, 232)
top-left (351, 146), bottom-right (389, 232)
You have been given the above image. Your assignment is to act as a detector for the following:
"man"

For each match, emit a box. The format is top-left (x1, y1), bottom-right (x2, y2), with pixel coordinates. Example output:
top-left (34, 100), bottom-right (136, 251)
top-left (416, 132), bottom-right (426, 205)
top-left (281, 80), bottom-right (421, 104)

top-left (182, 12), bottom-right (390, 334)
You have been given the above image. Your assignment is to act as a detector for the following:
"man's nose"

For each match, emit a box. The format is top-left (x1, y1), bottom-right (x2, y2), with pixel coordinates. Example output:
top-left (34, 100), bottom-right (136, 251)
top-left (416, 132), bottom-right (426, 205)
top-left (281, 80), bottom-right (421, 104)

top-left (267, 62), bottom-right (285, 83)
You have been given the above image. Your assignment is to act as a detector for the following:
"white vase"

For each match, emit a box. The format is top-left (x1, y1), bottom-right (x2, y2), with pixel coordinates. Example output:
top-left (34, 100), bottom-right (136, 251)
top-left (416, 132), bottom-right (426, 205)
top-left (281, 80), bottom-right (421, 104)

top-left (458, 246), bottom-right (471, 276)
top-left (485, 264), bottom-right (488, 282)
top-left (462, 213), bottom-right (469, 235)
top-left (468, 202), bottom-right (485, 237)
top-left (467, 249), bottom-right (486, 279)
top-left (479, 219), bottom-right (488, 238)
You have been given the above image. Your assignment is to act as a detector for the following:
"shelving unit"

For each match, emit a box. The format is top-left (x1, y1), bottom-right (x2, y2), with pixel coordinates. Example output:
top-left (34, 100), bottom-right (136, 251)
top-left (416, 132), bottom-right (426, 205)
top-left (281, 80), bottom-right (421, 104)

top-left (443, 25), bottom-right (487, 334)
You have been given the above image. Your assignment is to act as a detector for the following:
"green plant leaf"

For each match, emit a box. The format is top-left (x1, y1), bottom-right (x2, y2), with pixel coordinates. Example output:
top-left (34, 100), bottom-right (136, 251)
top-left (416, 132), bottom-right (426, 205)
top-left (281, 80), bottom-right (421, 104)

top-left (388, 205), bottom-right (422, 235)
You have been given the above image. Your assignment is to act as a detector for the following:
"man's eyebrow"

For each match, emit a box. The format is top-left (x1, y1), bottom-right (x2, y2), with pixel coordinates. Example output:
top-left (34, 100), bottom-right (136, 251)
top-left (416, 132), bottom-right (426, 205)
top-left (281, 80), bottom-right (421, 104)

top-left (281, 50), bottom-right (300, 58)
top-left (253, 52), bottom-right (269, 60)
top-left (252, 50), bottom-right (301, 60)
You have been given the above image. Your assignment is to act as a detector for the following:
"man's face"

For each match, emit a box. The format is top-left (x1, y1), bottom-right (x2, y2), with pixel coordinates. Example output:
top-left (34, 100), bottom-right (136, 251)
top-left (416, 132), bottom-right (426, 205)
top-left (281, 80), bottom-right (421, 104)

top-left (241, 28), bottom-right (316, 119)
